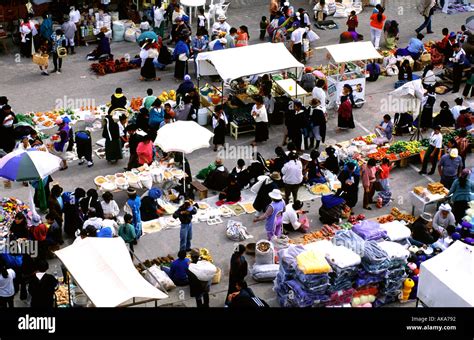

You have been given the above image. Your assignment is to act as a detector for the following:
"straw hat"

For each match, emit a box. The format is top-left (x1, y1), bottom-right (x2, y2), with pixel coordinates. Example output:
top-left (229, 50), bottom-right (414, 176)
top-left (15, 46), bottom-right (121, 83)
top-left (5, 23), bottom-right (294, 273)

top-left (268, 189), bottom-right (283, 200)
top-left (270, 172), bottom-right (281, 181)
top-left (449, 148), bottom-right (459, 158)
top-left (217, 14), bottom-right (227, 21)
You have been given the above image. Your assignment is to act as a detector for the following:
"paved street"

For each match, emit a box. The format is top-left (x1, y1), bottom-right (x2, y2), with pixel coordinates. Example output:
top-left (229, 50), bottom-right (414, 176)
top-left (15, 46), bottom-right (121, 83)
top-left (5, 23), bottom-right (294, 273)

top-left (1, 0), bottom-right (472, 307)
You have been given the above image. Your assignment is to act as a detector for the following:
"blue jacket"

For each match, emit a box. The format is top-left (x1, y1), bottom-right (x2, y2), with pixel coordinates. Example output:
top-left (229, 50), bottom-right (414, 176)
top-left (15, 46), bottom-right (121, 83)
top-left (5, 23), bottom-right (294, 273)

top-left (40, 17), bottom-right (53, 41)
top-left (149, 107), bottom-right (164, 128)
top-left (173, 41), bottom-right (190, 60)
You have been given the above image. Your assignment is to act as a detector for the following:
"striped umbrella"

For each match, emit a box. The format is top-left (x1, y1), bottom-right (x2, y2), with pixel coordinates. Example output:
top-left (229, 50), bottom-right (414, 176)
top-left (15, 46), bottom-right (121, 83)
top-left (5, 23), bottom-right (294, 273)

top-left (0, 149), bottom-right (62, 181)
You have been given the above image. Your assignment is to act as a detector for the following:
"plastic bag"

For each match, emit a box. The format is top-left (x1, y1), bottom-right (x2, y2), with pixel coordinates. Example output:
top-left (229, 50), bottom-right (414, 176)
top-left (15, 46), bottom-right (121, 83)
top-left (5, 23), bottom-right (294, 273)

top-left (256, 240), bottom-right (274, 265)
top-left (226, 220), bottom-right (253, 241)
top-left (188, 260), bottom-right (217, 282)
top-left (143, 265), bottom-right (175, 291)
top-left (251, 264), bottom-right (279, 282)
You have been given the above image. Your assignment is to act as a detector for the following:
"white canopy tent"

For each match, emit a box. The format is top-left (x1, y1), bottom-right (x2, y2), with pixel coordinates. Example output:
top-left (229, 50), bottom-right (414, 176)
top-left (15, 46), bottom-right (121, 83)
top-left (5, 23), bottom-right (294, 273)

top-left (55, 237), bottom-right (168, 307)
top-left (387, 79), bottom-right (425, 114)
top-left (316, 41), bottom-right (383, 63)
top-left (417, 241), bottom-right (474, 307)
top-left (196, 43), bottom-right (305, 83)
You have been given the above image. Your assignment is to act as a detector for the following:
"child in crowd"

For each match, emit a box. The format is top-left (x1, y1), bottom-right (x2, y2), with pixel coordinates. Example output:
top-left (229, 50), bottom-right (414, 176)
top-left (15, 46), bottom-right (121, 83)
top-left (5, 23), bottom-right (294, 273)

top-left (376, 158), bottom-right (395, 208)
top-left (259, 16), bottom-right (268, 41)
top-left (118, 213), bottom-right (137, 252)
top-left (346, 10), bottom-right (358, 32)
top-left (197, 8), bottom-right (207, 32)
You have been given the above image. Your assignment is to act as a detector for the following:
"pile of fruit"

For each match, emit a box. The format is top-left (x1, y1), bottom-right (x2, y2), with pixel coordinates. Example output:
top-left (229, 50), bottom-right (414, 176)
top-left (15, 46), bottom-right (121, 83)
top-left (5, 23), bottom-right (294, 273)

top-left (294, 224), bottom-right (342, 244)
top-left (353, 134), bottom-right (376, 144)
top-left (0, 197), bottom-right (30, 227)
top-left (90, 57), bottom-right (139, 76)
top-left (339, 222), bottom-right (354, 230)
top-left (309, 184), bottom-right (331, 195)
top-left (198, 248), bottom-right (213, 263)
top-left (130, 97), bottom-right (143, 111)
top-left (347, 214), bottom-right (366, 225)
top-left (157, 90), bottom-right (177, 103)
top-left (387, 141), bottom-right (421, 155)
top-left (441, 129), bottom-right (474, 144)
top-left (367, 147), bottom-right (397, 161)
top-left (376, 215), bottom-right (395, 224)
top-left (390, 207), bottom-right (416, 224)
top-left (137, 255), bottom-right (176, 272)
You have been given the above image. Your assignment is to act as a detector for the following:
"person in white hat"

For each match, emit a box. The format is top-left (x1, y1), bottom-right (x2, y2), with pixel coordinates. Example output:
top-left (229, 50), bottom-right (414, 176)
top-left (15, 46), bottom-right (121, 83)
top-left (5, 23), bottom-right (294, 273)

top-left (253, 189), bottom-right (285, 240)
top-left (212, 14), bottom-right (231, 36)
top-left (411, 212), bottom-right (440, 246)
top-left (432, 203), bottom-right (455, 237)
top-left (438, 147), bottom-right (462, 189)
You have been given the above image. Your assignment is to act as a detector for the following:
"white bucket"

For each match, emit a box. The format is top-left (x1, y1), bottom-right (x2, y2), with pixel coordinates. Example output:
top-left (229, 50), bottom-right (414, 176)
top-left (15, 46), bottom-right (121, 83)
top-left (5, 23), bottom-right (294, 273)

top-left (197, 108), bottom-right (209, 126)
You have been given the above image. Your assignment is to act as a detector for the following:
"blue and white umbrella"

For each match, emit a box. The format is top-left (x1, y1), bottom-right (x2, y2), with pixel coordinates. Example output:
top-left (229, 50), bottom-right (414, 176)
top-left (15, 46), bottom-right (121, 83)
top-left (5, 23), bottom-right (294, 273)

top-left (0, 149), bottom-right (62, 181)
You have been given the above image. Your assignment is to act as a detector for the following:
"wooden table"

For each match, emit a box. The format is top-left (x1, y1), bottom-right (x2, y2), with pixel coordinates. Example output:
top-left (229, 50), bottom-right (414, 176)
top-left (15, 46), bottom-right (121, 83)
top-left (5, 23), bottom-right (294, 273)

top-left (230, 121), bottom-right (255, 140)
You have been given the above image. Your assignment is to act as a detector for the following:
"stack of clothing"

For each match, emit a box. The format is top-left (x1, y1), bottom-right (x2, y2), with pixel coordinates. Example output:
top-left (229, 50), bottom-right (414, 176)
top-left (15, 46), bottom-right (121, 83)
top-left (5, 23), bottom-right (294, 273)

top-left (352, 221), bottom-right (387, 241)
top-left (375, 241), bottom-right (409, 306)
top-left (326, 245), bottom-right (361, 293)
top-left (274, 245), bottom-right (306, 307)
top-left (361, 241), bottom-right (390, 274)
top-left (332, 230), bottom-right (366, 257)
top-left (326, 288), bottom-right (356, 307)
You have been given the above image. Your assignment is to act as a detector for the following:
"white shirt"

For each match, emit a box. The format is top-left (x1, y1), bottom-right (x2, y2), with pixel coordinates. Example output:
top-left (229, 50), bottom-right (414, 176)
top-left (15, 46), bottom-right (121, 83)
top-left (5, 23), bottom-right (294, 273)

top-left (154, 7), bottom-right (165, 28)
top-left (69, 9), bottom-right (81, 24)
top-left (429, 132), bottom-right (443, 149)
top-left (282, 203), bottom-right (301, 230)
top-left (101, 200), bottom-right (120, 218)
top-left (291, 27), bottom-right (306, 44)
top-left (172, 9), bottom-right (185, 23)
top-left (312, 87), bottom-right (327, 112)
top-left (212, 113), bottom-right (228, 128)
top-left (282, 160), bottom-right (303, 185)
top-left (83, 217), bottom-right (104, 231)
top-left (118, 121), bottom-right (126, 138)
top-left (313, 3), bottom-right (329, 15)
top-left (432, 211), bottom-right (455, 236)
top-left (140, 21), bottom-right (150, 31)
top-left (251, 104), bottom-right (268, 123)
top-left (197, 15), bottom-right (206, 28)
top-left (0, 269), bottom-right (15, 297)
top-left (212, 21), bottom-right (231, 35)
top-left (451, 105), bottom-right (466, 120)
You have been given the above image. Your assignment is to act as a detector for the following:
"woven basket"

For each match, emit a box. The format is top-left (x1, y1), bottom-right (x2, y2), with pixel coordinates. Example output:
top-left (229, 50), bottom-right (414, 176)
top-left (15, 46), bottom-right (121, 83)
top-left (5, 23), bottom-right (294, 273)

top-left (212, 267), bottom-right (221, 284)
top-left (33, 53), bottom-right (49, 66)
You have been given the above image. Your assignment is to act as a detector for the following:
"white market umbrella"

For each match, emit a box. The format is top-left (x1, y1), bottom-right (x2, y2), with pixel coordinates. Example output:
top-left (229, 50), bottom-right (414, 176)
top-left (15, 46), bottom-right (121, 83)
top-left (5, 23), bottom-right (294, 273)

top-left (154, 121), bottom-right (214, 153)
top-left (467, 16), bottom-right (474, 32)
top-left (387, 79), bottom-right (425, 114)
top-left (154, 121), bottom-right (214, 195)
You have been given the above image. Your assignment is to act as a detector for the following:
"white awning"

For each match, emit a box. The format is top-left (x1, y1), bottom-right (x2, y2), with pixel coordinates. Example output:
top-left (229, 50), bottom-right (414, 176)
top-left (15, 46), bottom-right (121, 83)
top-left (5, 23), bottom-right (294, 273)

top-left (196, 43), bottom-right (305, 83)
top-left (418, 241), bottom-right (474, 307)
top-left (317, 41), bottom-right (382, 63)
top-left (55, 237), bottom-right (168, 307)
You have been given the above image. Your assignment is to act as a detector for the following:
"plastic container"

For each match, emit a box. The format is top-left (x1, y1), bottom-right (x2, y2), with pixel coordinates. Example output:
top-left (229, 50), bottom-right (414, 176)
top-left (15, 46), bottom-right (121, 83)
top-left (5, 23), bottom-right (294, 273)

top-left (197, 108), bottom-right (209, 126)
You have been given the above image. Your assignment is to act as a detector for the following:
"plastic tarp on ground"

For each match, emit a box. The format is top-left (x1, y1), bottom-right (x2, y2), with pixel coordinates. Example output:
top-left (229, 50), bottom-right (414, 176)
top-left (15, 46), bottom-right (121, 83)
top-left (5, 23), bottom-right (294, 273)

top-left (418, 241), bottom-right (474, 307)
top-left (317, 41), bottom-right (382, 64)
top-left (55, 237), bottom-right (168, 307)
top-left (196, 43), bottom-right (305, 83)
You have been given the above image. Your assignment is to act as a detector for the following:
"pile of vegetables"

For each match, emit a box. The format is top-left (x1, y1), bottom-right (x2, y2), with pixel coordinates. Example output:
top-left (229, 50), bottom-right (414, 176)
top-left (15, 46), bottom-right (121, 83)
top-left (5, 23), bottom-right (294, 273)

top-left (91, 57), bottom-right (139, 76)
top-left (387, 141), bottom-right (421, 155)
top-left (367, 147), bottom-right (397, 161)
top-left (353, 134), bottom-right (376, 144)
top-left (130, 97), bottom-right (143, 111)
top-left (442, 129), bottom-right (474, 144)
top-left (347, 214), bottom-right (366, 225)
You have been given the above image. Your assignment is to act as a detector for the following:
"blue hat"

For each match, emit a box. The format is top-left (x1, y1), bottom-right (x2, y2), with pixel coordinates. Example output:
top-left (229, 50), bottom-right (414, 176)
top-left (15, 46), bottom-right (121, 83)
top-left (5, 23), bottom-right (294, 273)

top-left (62, 116), bottom-right (72, 124)
top-left (148, 188), bottom-right (162, 200)
top-left (97, 227), bottom-right (113, 238)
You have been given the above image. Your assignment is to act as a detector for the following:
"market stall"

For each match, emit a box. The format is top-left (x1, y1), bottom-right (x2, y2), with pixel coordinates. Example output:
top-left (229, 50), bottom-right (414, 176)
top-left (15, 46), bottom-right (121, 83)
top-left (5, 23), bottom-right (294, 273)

top-left (315, 41), bottom-right (382, 109)
top-left (55, 237), bottom-right (168, 307)
top-left (196, 43), bottom-right (305, 133)
top-left (418, 241), bottom-right (474, 307)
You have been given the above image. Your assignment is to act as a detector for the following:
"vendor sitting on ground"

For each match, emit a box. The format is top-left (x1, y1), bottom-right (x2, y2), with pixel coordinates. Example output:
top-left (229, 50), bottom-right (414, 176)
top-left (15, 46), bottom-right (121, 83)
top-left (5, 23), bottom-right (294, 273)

top-left (86, 30), bottom-right (112, 61)
top-left (140, 188), bottom-right (165, 222)
top-left (231, 159), bottom-right (251, 189)
top-left (322, 146), bottom-right (339, 175)
top-left (306, 150), bottom-right (326, 185)
top-left (217, 175), bottom-right (242, 205)
top-left (395, 33), bottom-right (425, 60)
top-left (410, 212), bottom-right (440, 246)
top-left (282, 200), bottom-right (308, 234)
top-left (374, 114), bottom-right (393, 145)
top-left (432, 203), bottom-right (456, 238)
top-left (204, 158), bottom-right (229, 191)
top-left (161, 250), bottom-right (190, 286)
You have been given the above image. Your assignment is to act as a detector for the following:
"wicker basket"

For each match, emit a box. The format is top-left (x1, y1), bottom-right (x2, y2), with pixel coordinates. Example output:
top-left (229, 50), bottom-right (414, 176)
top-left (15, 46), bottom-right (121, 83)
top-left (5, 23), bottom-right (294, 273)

top-left (32, 53), bottom-right (49, 66)
top-left (212, 267), bottom-right (221, 284)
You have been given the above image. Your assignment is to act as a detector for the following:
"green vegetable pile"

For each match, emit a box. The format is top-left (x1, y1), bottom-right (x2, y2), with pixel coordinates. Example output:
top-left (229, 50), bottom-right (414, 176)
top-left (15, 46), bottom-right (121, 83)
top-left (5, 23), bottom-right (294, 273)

top-left (387, 141), bottom-right (421, 154)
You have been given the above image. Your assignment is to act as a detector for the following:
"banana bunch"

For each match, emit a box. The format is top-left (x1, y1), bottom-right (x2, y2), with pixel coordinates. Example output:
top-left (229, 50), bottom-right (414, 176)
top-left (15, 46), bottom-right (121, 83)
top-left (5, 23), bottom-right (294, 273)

top-left (199, 248), bottom-right (213, 263)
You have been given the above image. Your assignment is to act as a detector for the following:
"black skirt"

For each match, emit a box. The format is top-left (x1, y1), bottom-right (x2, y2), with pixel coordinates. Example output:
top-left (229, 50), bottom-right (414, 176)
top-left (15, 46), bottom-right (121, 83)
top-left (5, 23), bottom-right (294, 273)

top-left (174, 60), bottom-right (187, 80)
top-left (213, 123), bottom-right (226, 145)
top-left (105, 139), bottom-right (123, 161)
top-left (141, 58), bottom-right (156, 80)
top-left (337, 113), bottom-right (355, 129)
top-left (255, 122), bottom-right (269, 142)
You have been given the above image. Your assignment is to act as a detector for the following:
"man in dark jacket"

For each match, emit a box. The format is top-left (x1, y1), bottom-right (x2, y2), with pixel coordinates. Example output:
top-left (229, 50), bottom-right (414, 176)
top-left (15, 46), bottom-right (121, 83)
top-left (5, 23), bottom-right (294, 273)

top-left (186, 250), bottom-right (210, 307)
top-left (173, 200), bottom-right (197, 251)
top-left (227, 281), bottom-right (269, 308)
top-left (125, 124), bottom-right (142, 170)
